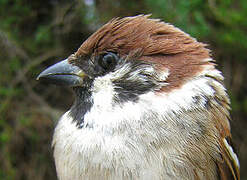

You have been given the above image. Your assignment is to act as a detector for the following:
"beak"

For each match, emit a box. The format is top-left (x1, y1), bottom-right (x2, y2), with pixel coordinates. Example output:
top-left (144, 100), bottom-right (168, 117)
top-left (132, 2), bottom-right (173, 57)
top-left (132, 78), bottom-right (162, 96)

top-left (37, 59), bottom-right (86, 87)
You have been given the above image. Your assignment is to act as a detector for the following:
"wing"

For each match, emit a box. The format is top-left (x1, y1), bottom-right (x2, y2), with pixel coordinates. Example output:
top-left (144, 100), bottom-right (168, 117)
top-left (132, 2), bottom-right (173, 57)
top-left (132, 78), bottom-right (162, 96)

top-left (209, 81), bottom-right (240, 179)
top-left (216, 136), bottom-right (240, 180)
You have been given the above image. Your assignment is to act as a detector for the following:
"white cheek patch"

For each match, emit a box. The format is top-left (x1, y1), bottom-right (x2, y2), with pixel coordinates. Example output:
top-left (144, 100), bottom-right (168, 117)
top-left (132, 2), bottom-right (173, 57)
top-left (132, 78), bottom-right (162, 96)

top-left (91, 75), bottom-right (115, 109)
top-left (84, 64), bottom-right (170, 129)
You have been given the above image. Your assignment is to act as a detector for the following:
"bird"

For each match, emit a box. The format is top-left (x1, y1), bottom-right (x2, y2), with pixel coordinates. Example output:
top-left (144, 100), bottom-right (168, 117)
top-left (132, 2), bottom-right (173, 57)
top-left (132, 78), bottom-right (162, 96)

top-left (37, 15), bottom-right (240, 180)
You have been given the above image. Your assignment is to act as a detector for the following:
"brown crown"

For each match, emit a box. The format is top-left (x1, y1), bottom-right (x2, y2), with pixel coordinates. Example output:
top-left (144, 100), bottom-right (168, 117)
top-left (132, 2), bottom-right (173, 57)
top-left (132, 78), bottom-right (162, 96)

top-left (75, 15), bottom-right (214, 92)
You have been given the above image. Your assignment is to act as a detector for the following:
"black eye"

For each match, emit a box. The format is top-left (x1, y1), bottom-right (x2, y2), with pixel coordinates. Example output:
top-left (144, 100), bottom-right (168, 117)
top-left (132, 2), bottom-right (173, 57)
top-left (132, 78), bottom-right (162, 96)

top-left (99, 52), bottom-right (118, 71)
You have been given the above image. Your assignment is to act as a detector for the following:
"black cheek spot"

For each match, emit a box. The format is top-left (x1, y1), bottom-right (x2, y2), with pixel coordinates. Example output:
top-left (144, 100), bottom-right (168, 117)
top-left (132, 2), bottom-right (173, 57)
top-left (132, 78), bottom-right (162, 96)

top-left (111, 61), bottom-right (161, 104)
top-left (113, 79), bottom-right (157, 103)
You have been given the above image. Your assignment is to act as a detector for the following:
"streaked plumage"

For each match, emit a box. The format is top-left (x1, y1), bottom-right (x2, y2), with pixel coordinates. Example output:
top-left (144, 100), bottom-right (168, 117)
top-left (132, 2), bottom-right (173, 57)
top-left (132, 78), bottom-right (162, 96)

top-left (38, 15), bottom-right (240, 179)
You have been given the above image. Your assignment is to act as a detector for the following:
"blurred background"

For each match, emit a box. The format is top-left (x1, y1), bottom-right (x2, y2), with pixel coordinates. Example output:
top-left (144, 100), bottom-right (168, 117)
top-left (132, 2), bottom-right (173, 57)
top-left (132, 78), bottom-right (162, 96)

top-left (0, 0), bottom-right (246, 179)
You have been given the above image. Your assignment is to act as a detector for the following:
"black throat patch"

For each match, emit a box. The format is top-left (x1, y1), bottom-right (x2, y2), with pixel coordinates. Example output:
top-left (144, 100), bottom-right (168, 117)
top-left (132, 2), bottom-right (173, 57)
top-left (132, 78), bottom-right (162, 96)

top-left (69, 82), bottom-right (93, 128)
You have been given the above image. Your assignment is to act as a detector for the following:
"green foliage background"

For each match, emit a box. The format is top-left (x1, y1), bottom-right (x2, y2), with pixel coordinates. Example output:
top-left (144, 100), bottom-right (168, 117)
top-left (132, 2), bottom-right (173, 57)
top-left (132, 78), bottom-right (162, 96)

top-left (0, 0), bottom-right (246, 179)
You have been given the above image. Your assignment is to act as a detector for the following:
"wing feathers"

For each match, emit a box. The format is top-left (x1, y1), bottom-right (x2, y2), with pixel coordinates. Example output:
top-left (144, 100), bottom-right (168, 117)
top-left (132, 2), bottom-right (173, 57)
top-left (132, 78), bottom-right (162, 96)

top-left (216, 137), bottom-right (240, 180)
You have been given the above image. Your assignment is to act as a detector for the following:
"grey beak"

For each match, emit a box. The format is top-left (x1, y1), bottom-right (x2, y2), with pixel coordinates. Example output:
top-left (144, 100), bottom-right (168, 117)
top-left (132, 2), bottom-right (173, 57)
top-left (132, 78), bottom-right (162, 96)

top-left (37, 59), bottom-right (85, 87)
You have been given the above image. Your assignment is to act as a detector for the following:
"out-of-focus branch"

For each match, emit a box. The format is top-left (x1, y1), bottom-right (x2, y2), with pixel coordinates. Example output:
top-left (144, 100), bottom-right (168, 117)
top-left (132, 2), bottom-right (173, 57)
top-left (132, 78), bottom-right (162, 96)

top-left (0, 30), bottom-right (30, 60)
top-left (22, 76), bottom-right (63, 121)
top-left (0, 29), bottom-right (63, 121)
top-left (11, 48), bottom-right (63, 86)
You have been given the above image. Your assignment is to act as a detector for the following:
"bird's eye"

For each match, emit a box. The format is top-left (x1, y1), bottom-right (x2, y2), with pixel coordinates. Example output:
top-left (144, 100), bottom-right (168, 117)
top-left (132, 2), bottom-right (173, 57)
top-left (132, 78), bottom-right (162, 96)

top-left (99, 52), bottom-right (118, 71)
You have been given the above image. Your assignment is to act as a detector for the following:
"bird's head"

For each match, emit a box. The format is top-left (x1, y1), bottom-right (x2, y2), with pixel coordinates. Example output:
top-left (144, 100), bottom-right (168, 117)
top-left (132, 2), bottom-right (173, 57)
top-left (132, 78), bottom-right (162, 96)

top-left (37, 15), bottom-right (225, 132)
top-left (37, 15), bottom-right (239, 180)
